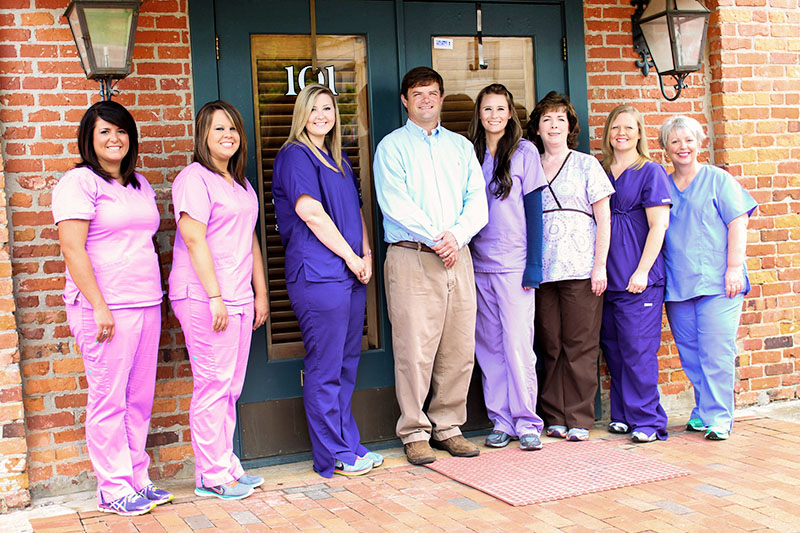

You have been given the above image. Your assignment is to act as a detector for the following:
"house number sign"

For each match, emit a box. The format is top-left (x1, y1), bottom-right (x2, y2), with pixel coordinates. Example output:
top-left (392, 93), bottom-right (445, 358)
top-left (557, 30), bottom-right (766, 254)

top-left (284, 65), bottom-right (338, 96)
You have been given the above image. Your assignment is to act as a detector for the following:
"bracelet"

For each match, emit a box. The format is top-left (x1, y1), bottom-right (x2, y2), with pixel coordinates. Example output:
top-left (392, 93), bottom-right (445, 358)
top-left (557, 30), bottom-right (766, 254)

top-left (365, 250), bottom-right (372, 257)
top-left (208, 295), bottom-right (222, 299)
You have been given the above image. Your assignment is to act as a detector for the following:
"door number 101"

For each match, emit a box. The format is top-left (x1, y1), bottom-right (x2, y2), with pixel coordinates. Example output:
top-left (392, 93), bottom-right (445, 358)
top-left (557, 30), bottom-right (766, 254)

top-left (284, 65), bottom-right (338, 96)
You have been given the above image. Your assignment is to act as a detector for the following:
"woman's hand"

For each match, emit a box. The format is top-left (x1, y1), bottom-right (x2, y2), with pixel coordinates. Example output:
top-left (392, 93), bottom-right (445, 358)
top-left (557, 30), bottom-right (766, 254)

top-left (358, 252), bottom-right (372, 285)
top-left (253, 293), bottom-right (268, 330)
top-left (725, 266), bottom-right (745, 298)
top-left (591, 265), bottom-right (608, 296)
top-left (626, 269), bottom-right (648, 294)
top-left (209, 297), bottom-right (229, 332)
top-left (345, 252), bottom-right (367, 281)
top-left (94, 302), bottom-right (115, 343)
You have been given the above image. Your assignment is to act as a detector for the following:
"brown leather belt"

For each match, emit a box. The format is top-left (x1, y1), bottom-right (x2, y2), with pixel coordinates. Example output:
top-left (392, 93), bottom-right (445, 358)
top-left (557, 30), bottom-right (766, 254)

top-left (392, 240), bottom-right (436, 253)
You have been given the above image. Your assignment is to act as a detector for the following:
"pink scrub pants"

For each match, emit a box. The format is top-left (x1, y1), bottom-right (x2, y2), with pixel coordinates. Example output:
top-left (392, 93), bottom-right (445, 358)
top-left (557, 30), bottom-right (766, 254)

top-left (66, 301), bottom-right (160, 505)
top-left (474, 271), bottom-right (543, 437)
top-left (171, 297), bottom-right (253, 488)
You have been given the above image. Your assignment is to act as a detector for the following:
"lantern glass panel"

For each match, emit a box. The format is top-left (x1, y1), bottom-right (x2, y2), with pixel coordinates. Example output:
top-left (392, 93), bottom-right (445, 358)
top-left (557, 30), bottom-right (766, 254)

top-left (67, 7), bottom-right (91, 75)
top-left (84, 7), bottom-right (134, 70)
top-left (640, 16), bottom-right (674, 73)
top-left (673, 14), bottom-right (706, 68)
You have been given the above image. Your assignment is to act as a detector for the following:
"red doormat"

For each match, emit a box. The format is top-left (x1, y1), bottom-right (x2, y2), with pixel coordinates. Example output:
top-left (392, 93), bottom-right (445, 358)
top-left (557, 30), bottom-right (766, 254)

top-left (425, 439), bottom-right (690, 506)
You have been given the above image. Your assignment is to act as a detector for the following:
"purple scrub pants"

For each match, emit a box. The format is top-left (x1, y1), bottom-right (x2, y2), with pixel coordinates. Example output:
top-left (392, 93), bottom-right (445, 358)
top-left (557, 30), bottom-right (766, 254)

top-left (172, 298), bottom-right (253, 488)
top-left (287, 275), bottom-right (368, 478)
top-left (666, 293), bottom-right (743, 431)
top-left (66, 302), bottom-right (160, 505)
top-left (474, 271), bottom-right (543, 437)
top-left (600, 286), bottom-right (668, 439)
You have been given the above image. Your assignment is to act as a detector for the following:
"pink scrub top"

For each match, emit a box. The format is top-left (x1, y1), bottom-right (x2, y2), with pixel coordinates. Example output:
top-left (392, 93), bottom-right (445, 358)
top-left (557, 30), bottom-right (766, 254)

top-left (52, 167), bottom-right (162, 309)
top-left (168, 162), bottom-right (259, 306)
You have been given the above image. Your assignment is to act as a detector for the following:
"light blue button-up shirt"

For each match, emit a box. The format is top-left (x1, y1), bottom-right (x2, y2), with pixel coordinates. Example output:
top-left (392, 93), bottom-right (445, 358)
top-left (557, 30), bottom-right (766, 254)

top-left (373, 120), bottom-right (488, 248)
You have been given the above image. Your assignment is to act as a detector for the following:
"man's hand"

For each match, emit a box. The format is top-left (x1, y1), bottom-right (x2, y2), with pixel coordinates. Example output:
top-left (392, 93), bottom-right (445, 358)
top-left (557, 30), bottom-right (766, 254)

top-left (432, 231), bottom-right (458, 269)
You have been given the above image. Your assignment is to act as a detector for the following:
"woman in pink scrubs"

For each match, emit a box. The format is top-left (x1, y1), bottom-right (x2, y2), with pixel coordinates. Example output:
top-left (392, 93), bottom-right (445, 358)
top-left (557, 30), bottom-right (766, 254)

top-left (54, 101), bottom-right (172, 516)
top-left (169, 101), bottom-right (268, 500)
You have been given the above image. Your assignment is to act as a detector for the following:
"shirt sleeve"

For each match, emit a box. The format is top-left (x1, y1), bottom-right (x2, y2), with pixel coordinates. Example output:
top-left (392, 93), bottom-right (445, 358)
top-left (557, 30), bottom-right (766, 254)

top-left (641, 162), bottom-right (672, 208)
top-left (713, 167), bottom-right (758, 224)
top-left (520, 141), bottom-right (548, 196)
top-left (584, 155), bottom-right (615, 204)
top-left (52, 168), bottom-right (97, 224)
top-left (373, 137), bottom-right (439, 243)
top-left (448, 144), bottom-right (489, 248)
top-left (172, 165), bottom-right (212, 225)
top-left (281, 144), bottom-right (324, 206)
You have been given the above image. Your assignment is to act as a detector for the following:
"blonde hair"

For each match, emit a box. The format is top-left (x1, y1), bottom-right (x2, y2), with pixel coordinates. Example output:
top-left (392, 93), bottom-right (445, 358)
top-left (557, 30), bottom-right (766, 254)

top-left (601, 104), bottom-right (650, 173)
top-left (282, 84), bottom-right (348, 175)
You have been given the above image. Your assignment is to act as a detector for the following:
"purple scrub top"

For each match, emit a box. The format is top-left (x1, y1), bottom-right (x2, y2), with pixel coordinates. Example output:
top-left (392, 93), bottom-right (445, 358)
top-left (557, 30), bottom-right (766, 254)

top-left (606, 160), bottom-right (672, 292)
top-left (471, 139), bottom-right (547, 273)
top-left (52, 167), bottom-right (162, 309)
top-left (272, 142), bottom-right (363, 283)
top-left (169, 162), bottom-right (259, 305)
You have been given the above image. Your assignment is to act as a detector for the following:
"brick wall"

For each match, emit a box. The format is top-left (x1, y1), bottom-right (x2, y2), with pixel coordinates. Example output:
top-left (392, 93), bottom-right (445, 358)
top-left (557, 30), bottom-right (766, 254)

top-left (0, 151), bottom-right (29, 512)
top-left (0, 0), bottom-right (797, 505)
top-left (0, 0), bottom-right (194, 501)
top-left (583, 0), bottom-right (800, 414)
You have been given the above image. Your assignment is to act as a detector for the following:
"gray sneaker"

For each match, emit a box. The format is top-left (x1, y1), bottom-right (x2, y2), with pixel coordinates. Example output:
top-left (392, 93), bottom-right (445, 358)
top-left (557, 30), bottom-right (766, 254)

top-left (238, 473), bottom-right (264, 487)
top-left (194, 481), bottom-right (254, 500)
top-left (519, 434), bottom-right (542, 451)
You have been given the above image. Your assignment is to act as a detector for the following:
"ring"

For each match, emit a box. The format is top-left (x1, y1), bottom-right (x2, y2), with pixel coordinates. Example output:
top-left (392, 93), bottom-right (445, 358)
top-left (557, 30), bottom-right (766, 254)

top-left (102, 329), bottom-right (108, 335)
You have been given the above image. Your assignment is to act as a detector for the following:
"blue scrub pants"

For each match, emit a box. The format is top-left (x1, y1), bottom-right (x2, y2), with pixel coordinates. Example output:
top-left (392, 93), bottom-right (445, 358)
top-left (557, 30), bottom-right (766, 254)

top-left (601, 285), bottom-right (668, 439)
top-left (665, 293), bottom-right (743, 431)
top-left (287, 273), bottom-right (368, 478)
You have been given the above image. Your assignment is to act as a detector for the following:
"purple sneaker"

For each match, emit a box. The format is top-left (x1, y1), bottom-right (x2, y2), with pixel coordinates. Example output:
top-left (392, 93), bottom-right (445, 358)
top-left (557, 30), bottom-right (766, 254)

top-left (137, 484), bottom-right (174, 505)
top-left (99, 493), bottom-right (156, 516)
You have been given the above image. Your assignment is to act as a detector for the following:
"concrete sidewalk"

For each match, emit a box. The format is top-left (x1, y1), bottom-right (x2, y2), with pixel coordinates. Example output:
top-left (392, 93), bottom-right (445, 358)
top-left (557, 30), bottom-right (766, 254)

top-left (6, 402), bottom-right (800, 532)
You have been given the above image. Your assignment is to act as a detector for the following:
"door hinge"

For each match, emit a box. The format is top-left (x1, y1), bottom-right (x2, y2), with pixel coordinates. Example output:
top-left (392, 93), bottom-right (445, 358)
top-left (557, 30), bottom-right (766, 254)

top-left (215, 35), bottom-right (220, 61)
top-left (562, 37), bottom-right (567, 62)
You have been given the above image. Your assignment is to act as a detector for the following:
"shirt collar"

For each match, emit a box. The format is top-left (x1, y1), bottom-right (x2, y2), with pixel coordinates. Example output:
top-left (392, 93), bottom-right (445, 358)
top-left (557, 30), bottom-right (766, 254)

top-left (404, 118), bottom-right (441, 138)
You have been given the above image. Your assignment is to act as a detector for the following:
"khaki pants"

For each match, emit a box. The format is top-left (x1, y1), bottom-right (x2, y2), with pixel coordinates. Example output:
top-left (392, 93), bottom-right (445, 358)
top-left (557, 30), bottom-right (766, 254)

top-left (385, 244), bottom-right (477, 444)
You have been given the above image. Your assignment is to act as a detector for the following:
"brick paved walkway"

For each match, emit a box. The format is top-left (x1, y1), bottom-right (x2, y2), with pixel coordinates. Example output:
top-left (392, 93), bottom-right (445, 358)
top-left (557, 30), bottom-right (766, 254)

top-left (24, 416), bottom-right (800, 532)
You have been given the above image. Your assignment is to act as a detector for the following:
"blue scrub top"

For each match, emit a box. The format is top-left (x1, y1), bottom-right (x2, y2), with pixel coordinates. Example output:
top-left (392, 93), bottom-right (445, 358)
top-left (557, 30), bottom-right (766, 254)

top-left (272, 142), bottom-right (363, 283)
top-left (606, 160), bottom-right (672, 292)
top-left (663, 165), bottom-right (757, 302)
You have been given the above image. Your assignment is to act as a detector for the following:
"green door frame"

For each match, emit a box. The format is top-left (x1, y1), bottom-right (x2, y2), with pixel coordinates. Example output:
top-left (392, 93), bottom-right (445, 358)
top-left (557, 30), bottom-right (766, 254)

top-left (187, 0), bottom-right (589, 465)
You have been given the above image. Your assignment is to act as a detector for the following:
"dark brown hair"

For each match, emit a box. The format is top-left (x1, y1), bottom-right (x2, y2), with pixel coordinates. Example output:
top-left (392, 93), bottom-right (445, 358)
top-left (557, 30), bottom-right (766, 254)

top-left (467, 84), bottom-right (522, 200)
top-left (526, 91), bottom-right (580, 153)
top-left (76, 100), bottom-right (140, 188)
top-left (401, 66), bottom-right (444, 98)
top-left (194, 100), bottom-right (248, 188)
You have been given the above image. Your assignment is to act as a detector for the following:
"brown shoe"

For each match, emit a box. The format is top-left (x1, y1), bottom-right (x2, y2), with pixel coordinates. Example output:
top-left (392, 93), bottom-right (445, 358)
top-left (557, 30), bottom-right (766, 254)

top-left (431, 435), bottom-right (480, 457)
top-left (404, 440), bottom-right (436, 465)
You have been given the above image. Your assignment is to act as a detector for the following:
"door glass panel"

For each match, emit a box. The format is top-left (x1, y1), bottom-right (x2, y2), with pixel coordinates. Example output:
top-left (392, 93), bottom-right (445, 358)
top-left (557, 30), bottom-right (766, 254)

top-left (250, 34), bottom-right (380, 360)
top-left (432, 36), bottom-right (536, 136)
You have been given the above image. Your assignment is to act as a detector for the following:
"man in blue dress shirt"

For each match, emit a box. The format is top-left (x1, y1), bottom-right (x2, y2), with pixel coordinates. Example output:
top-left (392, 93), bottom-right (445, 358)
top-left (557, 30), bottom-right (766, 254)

top-left (373, 67), bottom-right (489, 465)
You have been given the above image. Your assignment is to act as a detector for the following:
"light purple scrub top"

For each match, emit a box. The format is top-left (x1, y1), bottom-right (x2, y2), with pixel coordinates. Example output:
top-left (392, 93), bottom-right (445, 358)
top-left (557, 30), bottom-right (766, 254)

top-left (471, 139), bottom-right (547, 273)
top-left (168, 162), bottom-right (259, 306)
top-left (52, 167), bottom-right (162, 309)
top-left (606, 160), bottom-right (672, 292)
top-left (664, 165), bottom-right (757, 302)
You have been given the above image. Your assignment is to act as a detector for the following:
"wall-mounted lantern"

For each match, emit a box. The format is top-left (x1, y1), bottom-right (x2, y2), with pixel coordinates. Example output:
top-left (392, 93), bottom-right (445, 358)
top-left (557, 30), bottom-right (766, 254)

top-left (64, 0), bottom-right (142, 101)
top-left (631, 0), bottom-right (710, 101)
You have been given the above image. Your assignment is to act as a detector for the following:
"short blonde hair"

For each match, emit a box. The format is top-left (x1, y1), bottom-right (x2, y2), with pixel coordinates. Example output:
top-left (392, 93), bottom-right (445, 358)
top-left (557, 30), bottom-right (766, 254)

top-left (601, 104), bottom-right (650, 173)
top-left (282, 84), bottom-right (348, 175)
top-left (658, 115), bottom-right (706, 149)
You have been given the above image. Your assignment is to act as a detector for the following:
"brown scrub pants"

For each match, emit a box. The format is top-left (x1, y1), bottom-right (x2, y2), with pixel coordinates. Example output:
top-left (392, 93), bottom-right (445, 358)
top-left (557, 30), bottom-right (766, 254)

top-left (384, 244), bottom-right (477, 445)
top-left (534, 278), bottom-right (603, 429)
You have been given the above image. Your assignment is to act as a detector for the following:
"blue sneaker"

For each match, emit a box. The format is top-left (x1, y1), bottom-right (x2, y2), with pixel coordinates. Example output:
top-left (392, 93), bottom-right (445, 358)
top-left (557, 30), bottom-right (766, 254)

top-left (686, 418), bottom-right (706, 432)
top-left (194, 481), bottom-right (254, 500)
top-left (519, 434), bottom-right (542, 451)
top-left (136, 484), bottom-right (173, 505)
top-left (364, 451), bottom-right (384, 468)
top-left (238, 473), bottom-right (264, 488)
top-left (705, 427), bottom-right (730, 440)
top-left (485, 430), bottom-right (512, 448)
top-left (99, 493), bottom-right (156, 516)
top-left (334, 456), bottom-right (373, 477)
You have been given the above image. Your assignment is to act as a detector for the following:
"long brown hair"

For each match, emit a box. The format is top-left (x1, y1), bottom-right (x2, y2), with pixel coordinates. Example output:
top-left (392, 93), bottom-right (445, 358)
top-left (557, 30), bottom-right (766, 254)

top-left (467, 84), bottom-right (522, 200)
top-left (194, 100), bottom-right (248, 188)
top-left (281, 84), bottom-right (348, 175)
top-left (76, 100), bottom-right (140, 188)
top-left (601, 104), bottom-right (650, 173)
